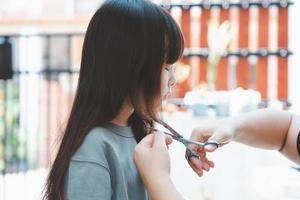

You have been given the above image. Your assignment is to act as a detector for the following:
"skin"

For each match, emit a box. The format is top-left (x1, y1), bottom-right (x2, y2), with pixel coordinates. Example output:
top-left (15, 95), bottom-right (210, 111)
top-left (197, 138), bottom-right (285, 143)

top-left (110, 63), bottom-right (177, 199)
top-left (111, 63), bottom-right (176, 126)
top-left (127, 62), bottom-right (300, 200)
top-left (188, 109), bottom-right (300, 176)
top-left (134, 132), bottom-right (182, 200)
top-left (134, 109), bottom-right (300, 200)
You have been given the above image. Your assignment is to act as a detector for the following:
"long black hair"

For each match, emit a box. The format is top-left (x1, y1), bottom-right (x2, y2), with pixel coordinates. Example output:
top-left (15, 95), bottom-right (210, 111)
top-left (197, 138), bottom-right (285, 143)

top-left (43, 0), bottom-right (184, 199)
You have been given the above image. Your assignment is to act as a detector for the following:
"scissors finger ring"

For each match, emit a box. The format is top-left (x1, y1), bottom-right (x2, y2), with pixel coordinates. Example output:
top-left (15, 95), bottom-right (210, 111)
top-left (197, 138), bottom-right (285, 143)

top-left (185, 148), bottom-right (199, 161)
top-left (204, 140), bottom-right (220, 148)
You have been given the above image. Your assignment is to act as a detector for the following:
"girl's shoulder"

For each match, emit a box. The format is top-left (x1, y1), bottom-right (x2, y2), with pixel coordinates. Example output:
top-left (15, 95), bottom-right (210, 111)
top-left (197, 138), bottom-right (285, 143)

top-left (70, 127), bottom-right (115, 167)
top-left (71, 124), bottom-right (135, 168)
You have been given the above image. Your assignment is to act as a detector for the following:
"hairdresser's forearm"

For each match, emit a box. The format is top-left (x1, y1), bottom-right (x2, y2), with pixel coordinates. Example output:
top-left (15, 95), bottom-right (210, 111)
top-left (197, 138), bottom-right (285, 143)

top-left (233, 109), bottom-right (292, 150)
top-left (146, 175), bottom-right (184, 200)
top-left (280, 114), bottom-right (300, 164)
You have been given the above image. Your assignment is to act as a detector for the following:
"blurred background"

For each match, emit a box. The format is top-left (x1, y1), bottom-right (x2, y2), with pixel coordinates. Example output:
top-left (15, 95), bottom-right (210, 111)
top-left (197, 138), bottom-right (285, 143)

top-left (0, 0), bottom-right (299, 199)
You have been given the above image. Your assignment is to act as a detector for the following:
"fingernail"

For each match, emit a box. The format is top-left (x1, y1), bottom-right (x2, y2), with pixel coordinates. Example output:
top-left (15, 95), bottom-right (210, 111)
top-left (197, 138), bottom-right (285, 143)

top-left (203, 163), bottom-right (210, 171)
top-left (197, 171), bottom-right (203, 177)
top-left (203, 167), bottom-right (209, 172)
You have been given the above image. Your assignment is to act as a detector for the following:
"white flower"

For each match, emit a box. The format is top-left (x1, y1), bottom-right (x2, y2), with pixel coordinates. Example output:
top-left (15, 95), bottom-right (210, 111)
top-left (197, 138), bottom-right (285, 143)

top-left (208, 20), bottom-right (234, 57)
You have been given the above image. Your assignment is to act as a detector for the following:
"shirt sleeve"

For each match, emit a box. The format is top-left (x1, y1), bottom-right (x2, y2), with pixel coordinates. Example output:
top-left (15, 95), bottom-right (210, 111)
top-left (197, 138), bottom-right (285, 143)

top-left (65, 159), bottom-right (112, 200)
top-left (297, 131), bottom-right (300, 157)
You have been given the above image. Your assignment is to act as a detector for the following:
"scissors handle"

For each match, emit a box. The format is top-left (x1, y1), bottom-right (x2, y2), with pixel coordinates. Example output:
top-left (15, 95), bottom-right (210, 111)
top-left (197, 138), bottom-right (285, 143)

top-left (179, 138), bottom-right (220, 149)
top-left (204, 141), bottom-right (220, 148)
top-left (185, 147), bottom-right (199, 160)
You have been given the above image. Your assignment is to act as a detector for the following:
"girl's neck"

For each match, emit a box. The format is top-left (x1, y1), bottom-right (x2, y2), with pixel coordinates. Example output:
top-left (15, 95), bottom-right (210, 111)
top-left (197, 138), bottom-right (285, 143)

top-left (111, 100), bottom-right (134, 126)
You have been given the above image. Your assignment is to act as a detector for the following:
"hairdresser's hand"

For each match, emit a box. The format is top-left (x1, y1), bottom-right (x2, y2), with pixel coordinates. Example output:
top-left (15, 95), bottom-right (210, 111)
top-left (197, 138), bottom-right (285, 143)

top-left (134, 132), bottom-right (173, 186)
top-left (187, 118), bottom-right (235, 176)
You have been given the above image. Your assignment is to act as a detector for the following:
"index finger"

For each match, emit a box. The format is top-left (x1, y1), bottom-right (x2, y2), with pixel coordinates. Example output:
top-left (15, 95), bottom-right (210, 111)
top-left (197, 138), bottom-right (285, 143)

top-left (153, 131), bottom-right (167, 148)
top-left (190, 128), bottom-right (213, 143)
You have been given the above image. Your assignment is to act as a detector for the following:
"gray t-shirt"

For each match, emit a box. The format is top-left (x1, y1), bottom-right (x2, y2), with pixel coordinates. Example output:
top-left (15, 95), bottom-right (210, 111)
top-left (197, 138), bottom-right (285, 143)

top-left (64, 123), bottom-right (148, 200)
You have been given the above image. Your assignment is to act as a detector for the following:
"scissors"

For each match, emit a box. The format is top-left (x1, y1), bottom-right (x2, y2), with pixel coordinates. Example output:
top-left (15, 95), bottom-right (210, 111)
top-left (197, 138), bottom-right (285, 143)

top-left (148, 119), bottom-right (221, 161)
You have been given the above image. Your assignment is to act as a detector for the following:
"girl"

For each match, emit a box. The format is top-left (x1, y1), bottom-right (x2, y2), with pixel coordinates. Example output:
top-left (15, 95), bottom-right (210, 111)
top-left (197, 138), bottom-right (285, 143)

top-left (43, 0), bottom-right (183, 199)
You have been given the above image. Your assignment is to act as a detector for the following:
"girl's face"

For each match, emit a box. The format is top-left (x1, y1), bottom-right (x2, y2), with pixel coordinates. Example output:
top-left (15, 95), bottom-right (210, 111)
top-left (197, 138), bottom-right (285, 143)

top-left (136, 64), bottom-right (176, 117)
top-left (161, 64), bottom-right (176, 100)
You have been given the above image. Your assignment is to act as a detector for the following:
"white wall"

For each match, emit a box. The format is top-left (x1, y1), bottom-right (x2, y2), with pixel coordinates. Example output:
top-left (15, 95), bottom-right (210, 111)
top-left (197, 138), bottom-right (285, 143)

top-left (289, 2), bottom-right (300, 113)
top-left (0, 0), bottom-right (105, 19)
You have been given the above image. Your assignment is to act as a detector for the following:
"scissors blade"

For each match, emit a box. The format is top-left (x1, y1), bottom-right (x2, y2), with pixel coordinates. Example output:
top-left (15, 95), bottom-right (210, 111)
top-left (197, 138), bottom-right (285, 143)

top-left (181, 138), bottom-right (220, 148)
top-left (151, 120), bottom-right (221, 149)
top-left (155, 119), bottom-right (183, 138)
top-left (178, 137), bottom-right (207, 147)
top-left (147, 127), bottom-right (181, 140)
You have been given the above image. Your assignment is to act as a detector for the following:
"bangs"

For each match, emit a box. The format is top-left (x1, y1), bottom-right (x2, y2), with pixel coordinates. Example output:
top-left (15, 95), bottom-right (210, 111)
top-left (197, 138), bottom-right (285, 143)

top-left (162, 9), bottom-right (184, 64)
